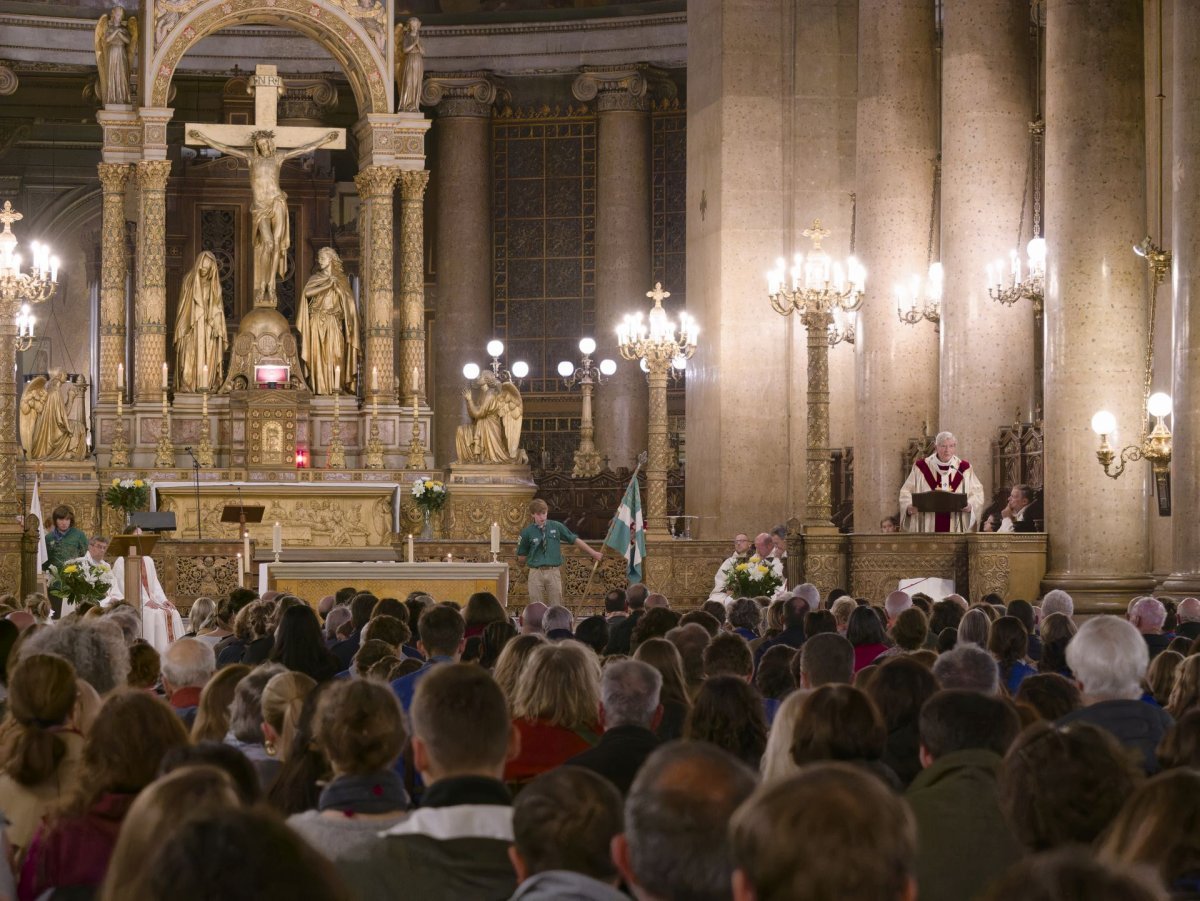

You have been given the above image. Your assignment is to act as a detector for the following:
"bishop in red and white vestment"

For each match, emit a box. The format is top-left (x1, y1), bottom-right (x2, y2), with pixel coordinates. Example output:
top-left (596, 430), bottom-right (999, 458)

top-left (898, 449), bottom-right (985, 533)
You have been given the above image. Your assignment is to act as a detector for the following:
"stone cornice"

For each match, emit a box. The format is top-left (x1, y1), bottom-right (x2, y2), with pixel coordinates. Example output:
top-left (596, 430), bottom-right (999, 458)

top-left (421, 72), bottom-right (505, 118)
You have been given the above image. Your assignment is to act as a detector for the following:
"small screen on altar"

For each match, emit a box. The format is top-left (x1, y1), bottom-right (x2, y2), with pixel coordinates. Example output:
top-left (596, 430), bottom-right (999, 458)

top-left (255, 365), bottom-right (289, 386)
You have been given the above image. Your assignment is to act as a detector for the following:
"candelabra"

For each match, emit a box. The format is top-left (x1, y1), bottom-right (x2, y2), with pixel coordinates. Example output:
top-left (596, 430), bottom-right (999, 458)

top-left (154, 389), bottom-right (175, 467)
top-left (110, 389), bottom-right (130, 467)
top-left (896, 263), bottom-right (942, 329)
top-left (406, 394), bottom-right (427, 470)
top-left (462, 339), bottom-right (530, 386)
top-left (365, 395), bottom-right (384, 469)
top-left (327, 386), bottom-right (346, 469)
top-left (558, 338), bottom-right (617, 478)
top-left (14, 304), bottom-right (35, 351)
top-left (767, 221), bottom-right (866, 526)
top-left (196, 386), bottom-right (215, 467)
top-left (617, 282), bottom-right (698, 537)
top-left (987, 236), bottom-right (1046, 311)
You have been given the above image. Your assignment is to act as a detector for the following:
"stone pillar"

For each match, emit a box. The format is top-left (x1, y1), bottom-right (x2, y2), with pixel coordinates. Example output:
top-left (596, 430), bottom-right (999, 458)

top-left (133, 159), bottom-right (171, 403)
top-left (939, 0), bottom-right (1036, 504)
top-left (1166, 2), bottom-right (1200, 593)
top-left (573, 66), bottom-right (657, 471)
top-left (853, 0), bottom-right (940, 530)
top-left (354, 166), bottom-right (401, 404)
top-left (424, 74), bottom-right (497, 467)
top-left (97, 163), bottom-right (132, 401)
top-left (398, 170), bottom-right (430, 402)
top-left (1042, 0), bottom-right (1150, 607)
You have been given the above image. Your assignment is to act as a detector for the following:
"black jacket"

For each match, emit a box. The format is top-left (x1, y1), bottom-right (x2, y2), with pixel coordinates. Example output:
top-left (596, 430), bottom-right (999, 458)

top-left (565, 725), bottom-right (659, 796)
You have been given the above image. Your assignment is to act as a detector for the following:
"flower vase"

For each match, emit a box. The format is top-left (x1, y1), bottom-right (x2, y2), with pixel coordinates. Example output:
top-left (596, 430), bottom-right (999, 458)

top-left (421, 508), bottom-right (433, 540)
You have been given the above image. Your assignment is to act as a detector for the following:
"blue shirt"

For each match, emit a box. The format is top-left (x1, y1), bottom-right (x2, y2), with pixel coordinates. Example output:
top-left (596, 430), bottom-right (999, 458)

top-left (390, 655), bottom-right (455, 714)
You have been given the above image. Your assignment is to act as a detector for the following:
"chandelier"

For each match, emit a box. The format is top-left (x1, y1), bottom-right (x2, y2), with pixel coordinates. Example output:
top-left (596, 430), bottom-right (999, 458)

top-left (766, 221), bottom-right (865, 345)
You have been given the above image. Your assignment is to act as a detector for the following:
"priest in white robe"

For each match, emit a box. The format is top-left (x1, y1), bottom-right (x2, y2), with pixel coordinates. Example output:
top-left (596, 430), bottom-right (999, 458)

top-left (63, 535), bottom-right (115, 618)
top-left (898, 431), bottom-right (984, 533)
top-left (111, 554), bottom-right (184, 653)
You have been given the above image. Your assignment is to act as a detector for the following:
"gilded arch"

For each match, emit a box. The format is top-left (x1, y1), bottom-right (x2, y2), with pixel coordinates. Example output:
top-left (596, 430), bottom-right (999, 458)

top-left (147, 0), bottom-right (392, 115)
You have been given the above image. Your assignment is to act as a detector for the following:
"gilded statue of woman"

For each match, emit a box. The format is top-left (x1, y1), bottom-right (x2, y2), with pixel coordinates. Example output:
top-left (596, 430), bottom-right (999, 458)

top-left (20, 372), bottom-right (87, 461)
top-left (396, 18), bottom-right (424, 112)
top-left (93, 7), bottom-right (136, 107)
top-left (455, 371), bottom-right (528, 465)
top-left (296, 247), bottom-right (360, 395)
top-left (174, 251), bottom-right (227, 392)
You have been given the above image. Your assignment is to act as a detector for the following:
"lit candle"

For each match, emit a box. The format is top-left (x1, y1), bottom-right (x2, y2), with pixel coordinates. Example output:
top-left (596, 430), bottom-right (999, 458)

top-left (334, 364), bottom-right (341, 388)
top-left (446, 553), bottom-right (453, 563)
top-left (272, 521), bottom-right (281, 554)
top-left (407, 533), bottom-right (414, 563)
top-left (490, 521), bottom-right (500, 554)
top-left (412, 366), bottom-right (419, 391)
top-left (236, 553), bottom-right (243, 587)
top-left (117, 363), bottom-right (124, 389)
top-left (161, 362), bottom-right (168, 390)
top-left (201, 363), bottom-right (209, 389)
top-left (243, 530), bottom-right (251, 573)
top-left (371, 366), bottom-right (379, 393)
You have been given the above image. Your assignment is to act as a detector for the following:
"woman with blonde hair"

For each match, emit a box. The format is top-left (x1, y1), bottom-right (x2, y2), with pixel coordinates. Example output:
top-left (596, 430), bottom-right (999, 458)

top-left (0, 655), bottom-right (83, 856)
top-left (759, 690), bottom-right (806, 784)
top-left (288, 680), bottom-right (408, 859)
top-left (1168, 655), bottom-right (1200, 720)
top-left (957, 607), bottom-right (992, 647)
top-left (261, 671), bottom-right (316, 763)
top-left (190, 664), bottom-right (250, 743)
top-left (505, 641), bottom-right (601, 783)
top-left (99, 765), bottom-right (242, 900)
top-left (1097, 769), bottom-right (1200, 894)
top-left (185, 597), bottom-right (218, 640)
top-left (633, 637), bottom-right (691, 741)
top-left (490, 632), bottom-right (546, 704)
top-left (1145, 650), bottom-right (1184, 708)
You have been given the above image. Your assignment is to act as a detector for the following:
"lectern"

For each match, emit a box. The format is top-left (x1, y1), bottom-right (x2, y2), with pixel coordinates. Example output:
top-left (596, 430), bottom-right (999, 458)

top-left (911, 491), bottom-right (970, 533)
top-left (108, 533), bottom-right (159, 641)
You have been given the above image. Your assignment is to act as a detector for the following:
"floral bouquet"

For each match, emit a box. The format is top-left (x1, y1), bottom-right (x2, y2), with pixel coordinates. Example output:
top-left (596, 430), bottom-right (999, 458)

top-left (48, 559), bottom-right (114, 606)
top-left (411, 478), bottom-right (448, 513)
top-left (724, 554), bottom-right (783, 599)
top-left (105, 477), bottom-right (149, 519)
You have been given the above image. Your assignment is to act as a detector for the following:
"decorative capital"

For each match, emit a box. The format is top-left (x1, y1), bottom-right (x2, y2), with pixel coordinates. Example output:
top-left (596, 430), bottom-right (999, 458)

top-left (421, 72), bottom-right (503, 118)
top-left (97, 162), bottom-right (132, 193)
top-left (572, 64), bottom-right (676, 113)
top-left (135, 159), bottom-right (172, 190)
top-left (354, 166), bottom-right (401, 198)
top-left (0, 65), bottom-right (16, 97)
top-left (398, 169), bottom-right (431, 201)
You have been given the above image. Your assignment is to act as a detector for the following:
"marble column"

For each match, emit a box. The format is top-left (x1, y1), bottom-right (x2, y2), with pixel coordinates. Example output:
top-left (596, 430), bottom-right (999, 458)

top-left (425, 74), bottom-right (496, 467)
top-left (133, 159), bottom-right (171, 403)
top-left (1166, 2), bottom-right (1200, 593)
top-left (354, 166), bottom-right (401, 405)
top-left (1042, 0), bottom-right (1150, 606)
top-left (853, 0), bottom-right (940, 530)
top-left (573, 66), bottom-right (655, 471)
top-left (97, 163), bottom-right (131, 401)
top-left (939, 0), bottom-right (1036, 504)
top-left (398, 170), bottom-right (430, 403)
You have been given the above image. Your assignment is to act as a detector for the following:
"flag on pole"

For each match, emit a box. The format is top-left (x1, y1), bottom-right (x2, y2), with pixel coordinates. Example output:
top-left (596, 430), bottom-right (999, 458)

top-left (29, 475), bottom-right (48, 572)
top-left (604, 475), bottom-right (646, 582)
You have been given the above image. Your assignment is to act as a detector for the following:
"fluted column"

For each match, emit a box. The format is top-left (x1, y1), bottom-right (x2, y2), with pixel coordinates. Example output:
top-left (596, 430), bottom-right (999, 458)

top-left (354, 166), bottom-right (401, 404)
top-left (573, 66), bottom-right (657, 471)
top-left (853, 0), bottom-right (939, 529)
top-left (939, 0), bottom-right (1036, 503)
top-left (1042, 0), bottom-right (1150, 606)
top-left (424, 74), bottom-right (496, 466)
top-left (97, 163), bottom-right (131, 401)
top-left (398, 170), bottom-right (430, 402)
top-left (133, 159), bottom-right (171, 403)
top-left (1166, 3), bottom-right (1200, 593)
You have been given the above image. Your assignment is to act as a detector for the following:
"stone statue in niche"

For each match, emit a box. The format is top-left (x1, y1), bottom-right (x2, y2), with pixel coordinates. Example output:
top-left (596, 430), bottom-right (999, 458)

top-left (296, 247), bottom-right (361, 395)
top-left (174, 251), bottom-right (227, 392)
top-left (455, 371), bottom-right (528, 465)
top-left (20, 371), bottom-right (89, 461)
top-left (94, 6), bottom-right (137, 106)
top-left (396, 18), bottom-right (425, 112)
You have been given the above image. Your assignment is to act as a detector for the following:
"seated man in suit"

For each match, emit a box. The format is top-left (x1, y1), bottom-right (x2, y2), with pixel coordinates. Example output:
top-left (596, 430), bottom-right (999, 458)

top-left (987, 484), bottom-right (1040, 533)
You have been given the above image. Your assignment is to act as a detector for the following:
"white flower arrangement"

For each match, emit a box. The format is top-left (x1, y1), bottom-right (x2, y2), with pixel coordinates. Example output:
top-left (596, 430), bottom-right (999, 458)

top-left (411, 478), bottom-right (447, 512)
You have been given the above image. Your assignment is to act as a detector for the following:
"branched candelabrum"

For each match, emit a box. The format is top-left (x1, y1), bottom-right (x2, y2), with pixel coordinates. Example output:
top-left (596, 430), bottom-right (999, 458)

top-left (558, 338), bottom-right (617, 479)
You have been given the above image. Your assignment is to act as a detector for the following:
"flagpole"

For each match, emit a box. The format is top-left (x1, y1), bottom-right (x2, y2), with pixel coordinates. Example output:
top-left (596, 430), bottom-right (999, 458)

top-left (582, 452), bottom-right (648, 604)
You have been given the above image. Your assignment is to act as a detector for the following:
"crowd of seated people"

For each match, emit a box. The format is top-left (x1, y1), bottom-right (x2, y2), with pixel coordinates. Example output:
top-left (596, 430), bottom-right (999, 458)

top-left (0, 579), bottom-right (1197, 900)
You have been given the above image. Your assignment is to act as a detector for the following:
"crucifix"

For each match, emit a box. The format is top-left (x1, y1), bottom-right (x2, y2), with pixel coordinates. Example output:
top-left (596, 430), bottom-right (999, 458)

top-left (186, 65), bottom-right (346, 307)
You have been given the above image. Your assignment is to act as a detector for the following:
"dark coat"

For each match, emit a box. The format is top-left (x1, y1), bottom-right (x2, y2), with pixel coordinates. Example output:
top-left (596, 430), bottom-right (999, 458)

top-left (565, 724), bottom-right (659, 796)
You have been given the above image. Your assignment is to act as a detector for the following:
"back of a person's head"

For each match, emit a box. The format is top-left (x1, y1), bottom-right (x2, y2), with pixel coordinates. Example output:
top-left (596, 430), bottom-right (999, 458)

top-left (601, 658), bottom-right (662, 730)
top-left (626, 583), bottom-right (649, 610)
top-left (348, 593), bottom-right (378, 631)
top-left (928, 600), bottom-right (965, 634)
top-left (463, 591), bottom-right (505, 628)
top-left (513, 767), bottom-right (622, 882)
top-left (162, 637), bottom-right (216, 690)
top-left (865, 656), bottom-right (939, 732)
top-left (999, 721), bottom-right (1143, 851)
top-left (130, 806), bottom-right (351, 901)
top-left (631, 606), bottom-right (682, 649)
top-left (491, 632), bottom-right (546, 701)
top-left (803, 609), bottom-right (837, 638)
top-left (884, 590), bottom-right (912, 620)
top-left (360, 614), bottom-right (410, 650)
top-left (369, 597), bottom-right (407, 622)
top-left (622, 741), bottom-right (758, 901)
top-left (1013, 673), bottom-right (1083, 723)
top-left (1006, 599), bottom-right (1035, 633)
top-left (932, 644), bottom-right (999, 694)
top-left (521, 601), bottom-right (547, 633)
top-left (543, 604), bottom-right (574, 634)
top-left (633, 638), bottom-right (690, 707)
top-left (1068, 615), bottom-right (1149, 702)
top-left (260, 671), bottom-right (316, 760)
top-left (191, 664), bottom-right (251, 744)
top-left (759, 691), bottom-right (805, 784)
top-left (411, 664), bottom-right (510, 777)
top-left (919, 690), bottom-right (1020, 760)
top-left (731, 763), bottom-right (916, 901)
top-left (101, 765), bottom-right (242, 901)
top-left (0, 653), bottom-right (77, 785)
top-left (512, 641), bottom-right (600, 730)
top-left (890, 607), bottom-right (928, 651)
top-left (791, 684), bottom-right (886, 766)
top-left (701, 599), bottom-right (727, 625)
top-left (574, 616), bottom-right (609, 654)
top-left (703, 632), bottom-right (752, 678)
top-left (417, 603), bottom-right (466, 657)
top-left (798, 632), bottom-right (854, 688)
top-left (988, 615), bottom-right (1030, 664)
top-left (957, 607), bottom-right (991, 646)
top-left (315, 678), bottom-right (404, 775)
top-left (20, 618), bottom-right (130, 694)
top-left (604, 588), bottom-right (627, 614)
top-left (1158, 709), bottom-right (1200, 770)
top-left (980, 846), bottom-right (1166, 901)
top-left (229, 664), bottom-right (286, 744)
top-left (322, 605), bottom-right (351, 641)
top-left (679, 610), bottom-right (720, 637)
top-left (665, 623), bottom-right (710, 683)
top-left (685, 676), bottom-right (767, 769)
top-left (846, 604), bottom-right (886, 646)
top-left (159, 741), bottom-right (262, 805)
top-left (1040, 589), bottom-right (1074, 620)
top-left (1097, 769), bottom-right (1200, 891)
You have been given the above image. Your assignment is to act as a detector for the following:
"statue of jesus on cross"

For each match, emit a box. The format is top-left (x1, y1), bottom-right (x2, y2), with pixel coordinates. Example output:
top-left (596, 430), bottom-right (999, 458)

top-left (186, 65), bottom-right (346, 307)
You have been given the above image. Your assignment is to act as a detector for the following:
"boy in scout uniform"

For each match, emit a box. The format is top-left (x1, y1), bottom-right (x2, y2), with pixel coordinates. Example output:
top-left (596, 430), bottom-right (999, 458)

top-left (516, 499), bottom-right (603, 606)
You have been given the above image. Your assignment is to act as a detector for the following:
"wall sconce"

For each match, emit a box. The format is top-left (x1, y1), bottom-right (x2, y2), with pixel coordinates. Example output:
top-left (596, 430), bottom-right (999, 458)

top-left (1091, 392), bottom-right (1172, 515)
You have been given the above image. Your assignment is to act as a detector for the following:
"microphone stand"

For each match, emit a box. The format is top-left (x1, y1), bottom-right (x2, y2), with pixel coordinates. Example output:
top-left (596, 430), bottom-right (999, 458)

top-left (184, 447), bottom-right (202, 540)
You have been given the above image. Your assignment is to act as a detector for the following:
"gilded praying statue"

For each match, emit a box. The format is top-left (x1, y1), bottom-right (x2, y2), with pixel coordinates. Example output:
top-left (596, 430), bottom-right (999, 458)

top-left (174, 251), bottom-right (226, 392)
top-left (20, 371), bottom-right (88, 461)
top-left (455, 371), bottom-right (528, 465)
top-left (186, 127), bottom-right (339, 306)
top-left (296, 247), bottom-right (360, 395)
